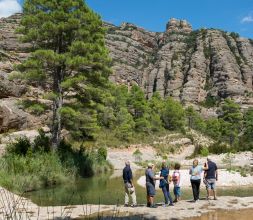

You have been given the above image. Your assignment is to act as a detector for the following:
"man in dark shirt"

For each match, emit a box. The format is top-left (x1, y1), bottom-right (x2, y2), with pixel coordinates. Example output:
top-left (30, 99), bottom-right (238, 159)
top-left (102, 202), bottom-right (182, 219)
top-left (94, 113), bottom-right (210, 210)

top-left (206, 158), bottom-right (218, 200)
top-left (123, 160), bottom-right (137, 207)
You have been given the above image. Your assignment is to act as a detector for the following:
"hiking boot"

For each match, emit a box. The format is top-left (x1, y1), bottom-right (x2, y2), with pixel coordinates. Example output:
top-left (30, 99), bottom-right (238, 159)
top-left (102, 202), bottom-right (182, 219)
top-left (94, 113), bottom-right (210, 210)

top-left (149, 204), bottom-right (158, 208)
top-left (124, 204), bottom-right (129, 207)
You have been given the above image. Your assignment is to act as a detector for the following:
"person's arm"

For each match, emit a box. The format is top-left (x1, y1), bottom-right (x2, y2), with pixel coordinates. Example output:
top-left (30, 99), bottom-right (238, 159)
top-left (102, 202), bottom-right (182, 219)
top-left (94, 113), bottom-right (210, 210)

top-left (202, 162), bottom-right (208, 170)
top-left (189, 167), bottom-right (192, 175)
top-left (215, 165), bottom-right (218, 181)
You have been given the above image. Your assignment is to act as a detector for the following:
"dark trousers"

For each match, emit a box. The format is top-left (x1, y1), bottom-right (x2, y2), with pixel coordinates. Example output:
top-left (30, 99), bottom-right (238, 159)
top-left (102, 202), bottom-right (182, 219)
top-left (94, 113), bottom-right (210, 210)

top-left (161, 184), bottom-right (173, 204)
top-left (191, 179), bottom-right (201, 201)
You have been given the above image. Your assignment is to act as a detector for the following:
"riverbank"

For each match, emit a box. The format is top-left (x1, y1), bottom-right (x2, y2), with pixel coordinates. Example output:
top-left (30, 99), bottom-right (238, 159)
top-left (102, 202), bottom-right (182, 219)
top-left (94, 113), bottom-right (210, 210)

top-left (137, 169), bottom-right (253, 188)
top-left (1, 186), bottom-right (253, 219)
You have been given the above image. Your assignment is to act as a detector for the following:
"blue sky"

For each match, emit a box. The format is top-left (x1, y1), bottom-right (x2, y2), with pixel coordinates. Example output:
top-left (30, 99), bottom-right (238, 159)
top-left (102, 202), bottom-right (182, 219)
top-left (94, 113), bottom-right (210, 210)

top-left (2, 0), bottom-right (253, 38)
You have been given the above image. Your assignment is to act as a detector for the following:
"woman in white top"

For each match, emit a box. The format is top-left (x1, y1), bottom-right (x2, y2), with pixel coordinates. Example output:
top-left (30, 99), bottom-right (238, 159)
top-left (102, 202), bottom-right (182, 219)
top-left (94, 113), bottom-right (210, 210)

top-left (189, 159), bottom-right (208, 202)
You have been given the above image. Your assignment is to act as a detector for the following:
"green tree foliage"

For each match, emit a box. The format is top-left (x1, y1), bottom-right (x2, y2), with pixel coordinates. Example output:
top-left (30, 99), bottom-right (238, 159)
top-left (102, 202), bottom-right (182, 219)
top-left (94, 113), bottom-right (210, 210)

top-left (127, 85), bottom-right (151, 132)
top-left (161, 97), bottom-right (185, 130)
top-left (185, 106), bottom-right (206, 132)
top-left (243, 108), bottom-right (253, 140)
top-left (18, 0), bottom-right (111, 148)
top-left (115, 108), bottom-right (135, 141)
top-left (205, 118), bottom-right (221, 139)
top-left (218, 99), bottom-right (243, 145)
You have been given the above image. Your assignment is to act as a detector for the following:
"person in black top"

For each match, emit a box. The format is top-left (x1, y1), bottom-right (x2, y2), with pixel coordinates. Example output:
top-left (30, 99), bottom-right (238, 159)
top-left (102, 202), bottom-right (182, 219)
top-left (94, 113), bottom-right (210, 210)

top-left (123, 160), bottom-right (137, 207)
top-left (206, 157), bottom-right (218, 200)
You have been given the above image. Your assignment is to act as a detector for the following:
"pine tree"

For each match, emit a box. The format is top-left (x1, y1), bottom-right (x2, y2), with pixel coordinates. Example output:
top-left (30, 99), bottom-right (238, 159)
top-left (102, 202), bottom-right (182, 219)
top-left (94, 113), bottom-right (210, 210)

top-left (161, 97), bottom-right (185, 130)
top-left (17, 0), bottom-right (111, 148)
top-left (218, 99), bottom-right (243, 145)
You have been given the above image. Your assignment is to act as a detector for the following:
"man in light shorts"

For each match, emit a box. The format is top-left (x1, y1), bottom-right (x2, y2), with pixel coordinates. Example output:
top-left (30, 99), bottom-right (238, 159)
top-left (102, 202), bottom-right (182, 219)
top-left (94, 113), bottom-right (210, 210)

top-left (206, 157), bottom-right (218, 200)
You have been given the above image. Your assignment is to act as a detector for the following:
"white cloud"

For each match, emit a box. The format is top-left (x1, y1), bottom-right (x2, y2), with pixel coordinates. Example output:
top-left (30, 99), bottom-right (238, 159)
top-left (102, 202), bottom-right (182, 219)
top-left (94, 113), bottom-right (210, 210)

top-left (0, 0), bottom-right (22, 18)
top-left (241, 14), bottom-right (253, 23)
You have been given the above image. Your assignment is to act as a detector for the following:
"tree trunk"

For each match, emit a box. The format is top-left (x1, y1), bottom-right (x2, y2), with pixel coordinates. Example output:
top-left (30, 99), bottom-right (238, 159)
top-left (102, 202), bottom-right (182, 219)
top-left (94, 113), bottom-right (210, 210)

top-left (51, 33), bottom-right (64, 150)
top-left (51, 76), bottom-right (63, 150)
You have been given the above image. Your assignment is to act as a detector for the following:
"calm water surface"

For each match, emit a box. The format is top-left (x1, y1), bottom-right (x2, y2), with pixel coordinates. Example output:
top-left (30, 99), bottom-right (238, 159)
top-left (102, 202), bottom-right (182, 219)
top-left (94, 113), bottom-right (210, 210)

top-left (25, 170), bottom-right (253, 206)
top-left (188, 209), bottom-right (253, 220)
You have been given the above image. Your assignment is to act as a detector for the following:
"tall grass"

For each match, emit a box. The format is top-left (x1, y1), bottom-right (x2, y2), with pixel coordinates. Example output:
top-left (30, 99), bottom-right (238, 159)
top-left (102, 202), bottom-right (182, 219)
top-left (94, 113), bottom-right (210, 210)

top-left (0, 130), bottom-right (112, 193)
top-left (0, 152), bottom-right (75, 193)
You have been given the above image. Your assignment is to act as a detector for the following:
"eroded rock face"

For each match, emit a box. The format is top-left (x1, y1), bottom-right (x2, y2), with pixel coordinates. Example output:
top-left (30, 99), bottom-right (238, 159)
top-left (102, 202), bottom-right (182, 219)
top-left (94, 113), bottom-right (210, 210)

top-left (0, 98), bottom-right (28, 132)
top-left (106, 19), bottom-right (253, 109)
top-left (1, 14), bottom-right (253, 134)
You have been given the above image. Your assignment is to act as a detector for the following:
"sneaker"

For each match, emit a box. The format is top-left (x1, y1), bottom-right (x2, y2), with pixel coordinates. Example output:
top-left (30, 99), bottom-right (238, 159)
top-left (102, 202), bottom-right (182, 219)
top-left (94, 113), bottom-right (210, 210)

top-left (168, 203), bottom-right (174, 206)
top-left (131, 204), bottom-right (137, 207)
top-left (147, 203), bottom-right (151, 207)
top-left (214, 197), bottom-right (218, 200)
top-left (124, 204), bottom-right (129, 207)
top-left (149, 205), bottom-right (158, 208)
top-left (162, 204), bottom-right (168, 207)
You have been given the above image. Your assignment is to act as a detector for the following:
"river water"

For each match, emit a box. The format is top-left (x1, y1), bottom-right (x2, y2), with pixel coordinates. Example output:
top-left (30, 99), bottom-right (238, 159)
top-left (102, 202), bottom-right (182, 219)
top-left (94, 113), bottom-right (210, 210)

top-left (25, 170), bottom-right (253, 207)
top-left (187, 209), bottom-right (253, 220)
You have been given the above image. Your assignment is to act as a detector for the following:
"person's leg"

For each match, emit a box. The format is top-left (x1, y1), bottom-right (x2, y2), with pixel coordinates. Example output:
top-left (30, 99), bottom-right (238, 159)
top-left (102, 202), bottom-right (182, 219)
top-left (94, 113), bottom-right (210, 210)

top-left (150, 196), bottom-right (154, 206)
top-left (124, 184), bottom-right (129, 205)
top-left (196, 179), bottom-right (201, 200)
top-left (162, 186), bottom-right (169, 204)
top-left (177, 187), bottom-right (181, 201)
top-left (207, 180), bottom-right (212, 199)
top-left (191, 180), bottom-right (197, 201)
top-left (146, 185), bottom-right (151, 207)
top-left (131, 188), bottom-right (137, 205)
top-left (212, 182), bottom-right (217, 200)
top-left (173, 186), bottom-right (177, 202)
top-left (167, 185), bottom-right (174, 205)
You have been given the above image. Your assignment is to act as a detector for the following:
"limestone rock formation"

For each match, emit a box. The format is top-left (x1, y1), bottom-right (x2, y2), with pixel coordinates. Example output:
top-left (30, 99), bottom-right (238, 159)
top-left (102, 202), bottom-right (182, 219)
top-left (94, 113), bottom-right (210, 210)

top-left (106, 18), bottom-right (253, 110)
top-left (1, 14), bottom-right (253, 133)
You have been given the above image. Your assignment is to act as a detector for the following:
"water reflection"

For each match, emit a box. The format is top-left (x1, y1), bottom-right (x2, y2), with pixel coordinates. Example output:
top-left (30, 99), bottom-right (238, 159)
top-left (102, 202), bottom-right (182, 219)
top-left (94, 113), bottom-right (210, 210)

top-left (188, 209), bottom-right (253, 220)
top-left (24, 170), bottom-right (253, 206)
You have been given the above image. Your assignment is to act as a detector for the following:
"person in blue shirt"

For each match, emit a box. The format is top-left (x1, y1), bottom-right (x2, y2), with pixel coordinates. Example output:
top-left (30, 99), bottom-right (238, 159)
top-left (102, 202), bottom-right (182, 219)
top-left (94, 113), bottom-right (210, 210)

top-left (159, 161), bottom-right (174, 206)
top-left (189, 159), bottom-right (208, 202)
top-left (123, 160), bottom-right (137, 207)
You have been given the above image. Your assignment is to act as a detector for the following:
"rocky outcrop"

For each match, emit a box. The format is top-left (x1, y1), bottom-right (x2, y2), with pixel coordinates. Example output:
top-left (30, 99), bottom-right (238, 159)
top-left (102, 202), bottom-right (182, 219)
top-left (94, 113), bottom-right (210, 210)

top-left (1, 14), bottom-right (253, 133)
top-left (106, 18), bottom-right (253, 109)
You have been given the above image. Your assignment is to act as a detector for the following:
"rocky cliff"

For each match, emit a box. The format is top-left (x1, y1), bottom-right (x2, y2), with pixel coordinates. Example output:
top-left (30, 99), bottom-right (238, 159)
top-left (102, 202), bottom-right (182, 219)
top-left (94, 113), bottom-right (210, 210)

top-left (106, 18), bottom-right (253, 108)
top-left (1, 14), bottom-right (253, 133)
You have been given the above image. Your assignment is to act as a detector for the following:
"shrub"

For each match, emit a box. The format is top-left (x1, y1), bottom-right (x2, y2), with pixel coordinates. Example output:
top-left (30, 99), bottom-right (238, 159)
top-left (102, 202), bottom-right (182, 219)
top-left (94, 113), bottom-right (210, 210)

top-left (0, 152), bottom-right (74, 192)
top-left (200, 146), bottom-right (209, 157)
top-left (7, 136), bottom-right (31, 156)
top-left (18, 100), bottom-right (47, 115)
top-left (97, 146), bottom-right (107, 161)
top-left (33, 129), bottom-right (50, 152)
top-left (133, 149), bottom-right (143, 162)
top-left (208, 142), bottom-right (230, 154)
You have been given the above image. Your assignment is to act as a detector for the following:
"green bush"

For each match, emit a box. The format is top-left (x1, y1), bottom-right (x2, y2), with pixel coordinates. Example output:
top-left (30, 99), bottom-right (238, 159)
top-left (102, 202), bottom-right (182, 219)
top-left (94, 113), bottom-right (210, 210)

top-left (208, 142), bottom-right (230, 154)
top-left (97, 146), bottom-right (107, 161)
top-left (0, 152), bottom-right (74, 192)
top-left (33, 129), bottom-right (50, 152)
top-left (18, 100), bottom-right (47, 115)
top-left (7, 136), bottom-right (31, 156)
top-left (200, 146), bottom-right (209, 157)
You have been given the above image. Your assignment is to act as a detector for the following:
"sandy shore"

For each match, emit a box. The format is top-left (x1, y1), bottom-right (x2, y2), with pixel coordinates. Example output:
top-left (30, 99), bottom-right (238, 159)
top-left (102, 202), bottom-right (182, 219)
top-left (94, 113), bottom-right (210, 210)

top-left (137, 169), bottom-right (253, 189)
top-left (1, 186), bottom-right (253, 219)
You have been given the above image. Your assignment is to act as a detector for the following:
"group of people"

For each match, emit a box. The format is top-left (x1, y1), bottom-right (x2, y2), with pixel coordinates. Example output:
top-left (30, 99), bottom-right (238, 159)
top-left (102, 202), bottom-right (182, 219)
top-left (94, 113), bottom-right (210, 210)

top-left (122, 158), bottom-right (218, 208)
